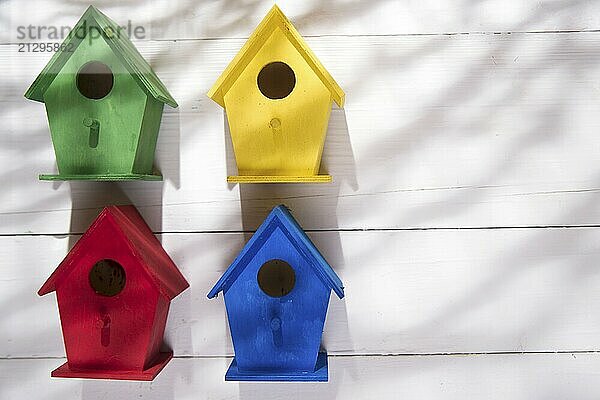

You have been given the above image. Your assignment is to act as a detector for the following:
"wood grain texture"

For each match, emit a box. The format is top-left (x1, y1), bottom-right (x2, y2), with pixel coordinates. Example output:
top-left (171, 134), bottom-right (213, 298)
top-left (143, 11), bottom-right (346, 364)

top-left (3, 354), bottom-right (600, 400)
top-left (3, 228), bottom-right (600, 358)
top-left (2, 0), bottom-right (600, 42)
top-left (3, 1), bottom-right (600, 397)
top-left (4, 33), bottom-right (600, 234)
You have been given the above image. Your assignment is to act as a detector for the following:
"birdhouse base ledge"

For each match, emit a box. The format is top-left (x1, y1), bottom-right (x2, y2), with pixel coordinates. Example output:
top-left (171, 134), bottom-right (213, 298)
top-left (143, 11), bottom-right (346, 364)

top-left (50, 351), bottom-right (173, 381)
top-left (227, 175), bottom-right (332, 184)
top-left (225, 352), bottom-right (328, 382)
top-left (39, 173), bottom-right (163, 181)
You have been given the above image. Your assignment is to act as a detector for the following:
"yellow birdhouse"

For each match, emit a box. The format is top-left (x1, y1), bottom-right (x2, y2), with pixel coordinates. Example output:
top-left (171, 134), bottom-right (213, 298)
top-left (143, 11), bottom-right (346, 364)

top-left (208, 5), bottom-right (345, 183)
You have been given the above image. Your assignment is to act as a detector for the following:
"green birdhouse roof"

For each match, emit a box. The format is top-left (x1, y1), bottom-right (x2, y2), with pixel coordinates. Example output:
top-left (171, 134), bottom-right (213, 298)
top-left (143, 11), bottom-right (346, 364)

top-left (25, 5), bottom-right (177, 108)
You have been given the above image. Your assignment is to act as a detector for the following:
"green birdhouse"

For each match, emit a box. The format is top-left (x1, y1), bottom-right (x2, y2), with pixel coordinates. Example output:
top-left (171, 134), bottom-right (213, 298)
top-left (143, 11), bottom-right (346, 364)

top-left (25, 6), bottom-right (178, 181)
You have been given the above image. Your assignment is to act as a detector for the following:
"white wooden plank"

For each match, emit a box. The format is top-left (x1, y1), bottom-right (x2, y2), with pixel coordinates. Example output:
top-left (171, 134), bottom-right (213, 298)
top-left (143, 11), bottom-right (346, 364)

top-left (3, 33), bottom-right (600, 233)
top-left (3, 0), bottom-right (600, 43)
top-left (2, 354), bottom-right (600, 400)
top-left (3, 228), bottom-right (600, 358)
top-left (4, 2), bottom-right (600, 398)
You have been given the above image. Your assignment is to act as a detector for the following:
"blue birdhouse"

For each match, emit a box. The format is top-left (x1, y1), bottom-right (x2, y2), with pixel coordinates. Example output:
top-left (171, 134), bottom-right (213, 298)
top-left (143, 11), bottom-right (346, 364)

top-left (207, 205), bottom-right (345, 381)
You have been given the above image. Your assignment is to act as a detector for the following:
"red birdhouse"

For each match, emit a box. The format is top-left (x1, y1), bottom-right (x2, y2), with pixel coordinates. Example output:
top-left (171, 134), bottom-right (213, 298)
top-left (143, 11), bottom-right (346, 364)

top-left (38, 205), bottom-right (189, 381)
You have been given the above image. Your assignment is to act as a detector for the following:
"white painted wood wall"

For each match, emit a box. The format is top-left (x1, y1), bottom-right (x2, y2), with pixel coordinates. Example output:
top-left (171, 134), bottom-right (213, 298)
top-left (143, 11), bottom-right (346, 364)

top-left (2, 0), bottom-right (600, 398)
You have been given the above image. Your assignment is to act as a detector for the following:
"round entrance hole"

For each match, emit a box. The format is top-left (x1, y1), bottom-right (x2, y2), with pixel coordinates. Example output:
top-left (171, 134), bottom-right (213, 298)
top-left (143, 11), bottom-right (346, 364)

top-left (257, 62), bottom-right (296, 99)
top-left (257, 259), bottom-right (296, 297)
top-left (76, 61), bottom-right (114, 100)
top-left (89, 259), bottom-right (126, 297)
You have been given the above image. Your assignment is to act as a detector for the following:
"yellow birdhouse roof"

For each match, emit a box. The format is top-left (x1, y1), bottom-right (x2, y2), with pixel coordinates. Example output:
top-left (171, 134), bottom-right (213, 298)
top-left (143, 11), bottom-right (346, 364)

top-left (207, 4), bottom-right (345, 108)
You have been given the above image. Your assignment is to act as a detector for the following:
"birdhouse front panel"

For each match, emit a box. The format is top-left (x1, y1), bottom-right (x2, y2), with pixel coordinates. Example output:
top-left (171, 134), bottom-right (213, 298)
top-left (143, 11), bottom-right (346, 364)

top-left (224, 27), bottom-right (333, 178)
top-left (208, 205), bottom-right (344, 381)
top-left (43, 32), bottom-right (153, 177)
top-left (38, 205), bottom-right (189, 380)
top-left (53, 224), bottom-right (163, 372)
top-left (223, 224), bottom-right (331, 373)
top-left (207, 6), bottom-right (344, 183)
top-left (25, 6), bottom-right (178, 181)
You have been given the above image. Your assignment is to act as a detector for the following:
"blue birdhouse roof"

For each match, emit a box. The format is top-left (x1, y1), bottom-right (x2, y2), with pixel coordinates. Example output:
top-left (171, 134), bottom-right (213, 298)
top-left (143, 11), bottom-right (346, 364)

top-left (207, 205), bottom-right (344, 299)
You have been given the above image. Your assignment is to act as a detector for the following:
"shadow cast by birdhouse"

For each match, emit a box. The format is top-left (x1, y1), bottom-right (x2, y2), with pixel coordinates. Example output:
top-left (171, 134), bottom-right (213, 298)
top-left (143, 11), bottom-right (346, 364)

top-left (81, 358), bottom-right (183, 400)
top-left (155, 106), bottom-right (182, 190)
top-left (237, 356), bottom-right (346, 400)
top-left (66, 180), bottom-right (165, 250)
top-left (235, 107), bottom-right (356, 226)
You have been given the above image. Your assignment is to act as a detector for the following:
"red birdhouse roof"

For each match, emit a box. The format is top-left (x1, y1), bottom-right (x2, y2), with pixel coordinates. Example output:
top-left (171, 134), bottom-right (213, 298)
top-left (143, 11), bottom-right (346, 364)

top-left (38, 205), bottom-right (189, 299)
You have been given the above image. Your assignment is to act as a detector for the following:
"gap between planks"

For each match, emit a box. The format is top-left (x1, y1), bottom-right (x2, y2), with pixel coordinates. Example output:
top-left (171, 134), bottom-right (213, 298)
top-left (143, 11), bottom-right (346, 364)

top-left (3, 350), bottom-right (600, 362)
top-left (3, 224), bottom-right (600, 238)
top-left (3, 28), bottom-right (600, 46)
